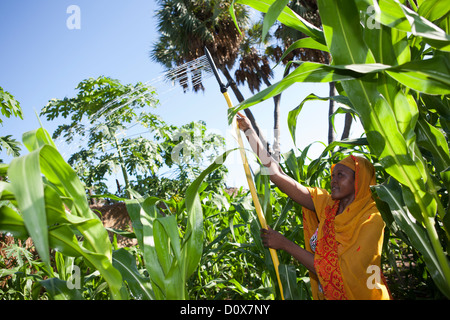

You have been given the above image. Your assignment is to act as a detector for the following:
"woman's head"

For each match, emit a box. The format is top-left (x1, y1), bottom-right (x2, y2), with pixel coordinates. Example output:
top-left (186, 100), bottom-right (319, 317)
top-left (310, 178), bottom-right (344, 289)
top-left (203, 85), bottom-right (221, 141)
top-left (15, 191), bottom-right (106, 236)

top-left (331, 155), bottom-right (375, 201)
top-left (331, 163), bottom-right (355, 201)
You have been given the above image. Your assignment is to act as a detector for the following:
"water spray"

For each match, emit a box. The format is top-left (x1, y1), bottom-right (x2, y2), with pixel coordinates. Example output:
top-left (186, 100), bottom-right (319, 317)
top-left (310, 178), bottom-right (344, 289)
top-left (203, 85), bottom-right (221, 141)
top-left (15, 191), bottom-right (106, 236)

top-left (204, 46), bottom-right (284, 300)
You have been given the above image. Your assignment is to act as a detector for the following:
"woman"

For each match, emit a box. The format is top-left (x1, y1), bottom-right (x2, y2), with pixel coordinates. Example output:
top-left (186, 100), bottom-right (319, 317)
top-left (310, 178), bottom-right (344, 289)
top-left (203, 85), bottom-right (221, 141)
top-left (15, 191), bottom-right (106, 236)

top-left (236, 113), bottom-right (391, 300)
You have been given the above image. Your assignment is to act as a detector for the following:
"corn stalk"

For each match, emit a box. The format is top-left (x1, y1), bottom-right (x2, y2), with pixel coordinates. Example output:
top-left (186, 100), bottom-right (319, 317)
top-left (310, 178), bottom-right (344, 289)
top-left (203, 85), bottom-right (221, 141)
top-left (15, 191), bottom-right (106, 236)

top-left (124, 150), bottom-right (234, 299)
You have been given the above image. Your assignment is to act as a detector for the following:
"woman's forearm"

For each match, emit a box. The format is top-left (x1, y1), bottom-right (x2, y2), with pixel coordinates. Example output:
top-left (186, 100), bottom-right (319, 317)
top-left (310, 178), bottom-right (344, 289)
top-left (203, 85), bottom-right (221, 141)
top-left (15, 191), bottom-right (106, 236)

top-left (243, 128), bottom-right (316, 211)
top-left (262, 227), bottom-right (316, 276)
top-left (243, 128), bottom-right (277, 170)
top-left (282, 240), bottom-right (316, 276)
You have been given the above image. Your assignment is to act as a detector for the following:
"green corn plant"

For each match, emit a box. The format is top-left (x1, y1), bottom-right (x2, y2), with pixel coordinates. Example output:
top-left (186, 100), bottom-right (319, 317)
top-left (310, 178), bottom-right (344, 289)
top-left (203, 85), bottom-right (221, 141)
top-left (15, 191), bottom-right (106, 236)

top-left (230, 0), bottom-right (450, 298)
top-left (189, 189), bottom-right (270, 299)
top-left (0, 127), bottom-right (126, 300)
top-left (192, 175), bottom-right (309, 299)
top-left (124, 150), bottom-right (235, 299)
top-left (253, 163), bottom-right (312, 299)
top-left (112, 248), bottom-right (154, 300)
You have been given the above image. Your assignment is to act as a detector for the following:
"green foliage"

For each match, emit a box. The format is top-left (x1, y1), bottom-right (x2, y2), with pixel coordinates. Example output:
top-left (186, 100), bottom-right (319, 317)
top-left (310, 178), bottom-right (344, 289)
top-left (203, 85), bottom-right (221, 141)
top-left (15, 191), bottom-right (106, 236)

top-left (0, 133), bottom-right (235, 300)
top-left (40, 76), bottom-right (161, 195)
top-left (0, 86), bottom-right (23, 160)
top-left (0, 127), bottom-right (444, 300)
top-left (0, 131), bottom-right (308, 300)
top-left (123, 150), bottom-right (232, 299)
top-left (1, 128), bottom-right (125, 299)
top-left (2, 0), bottom-right (450, 301)
top-left (231, 0), bottom-right (450, 298)
top-left (39, 76), bottom-right (227, 199)
top-left (0, 86), bottom-right (22, 125)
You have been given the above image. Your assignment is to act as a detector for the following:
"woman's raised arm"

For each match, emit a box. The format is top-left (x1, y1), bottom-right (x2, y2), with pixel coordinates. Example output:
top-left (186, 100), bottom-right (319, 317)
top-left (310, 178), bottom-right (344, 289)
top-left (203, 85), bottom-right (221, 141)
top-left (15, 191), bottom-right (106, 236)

top-left (236, 113), bottom-right (315, 212)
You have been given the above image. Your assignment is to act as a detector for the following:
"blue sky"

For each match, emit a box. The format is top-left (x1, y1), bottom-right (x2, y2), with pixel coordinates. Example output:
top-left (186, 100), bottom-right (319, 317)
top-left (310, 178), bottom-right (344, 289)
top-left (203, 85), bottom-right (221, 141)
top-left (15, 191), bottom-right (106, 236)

top-left (0, 0), bottom-right (362, 189)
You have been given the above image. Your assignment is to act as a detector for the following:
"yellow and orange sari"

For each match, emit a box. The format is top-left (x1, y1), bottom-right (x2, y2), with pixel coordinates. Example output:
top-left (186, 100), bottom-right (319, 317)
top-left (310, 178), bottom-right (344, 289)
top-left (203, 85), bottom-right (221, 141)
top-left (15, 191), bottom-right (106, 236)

top-left (303, 155), bottom-right (391, 300)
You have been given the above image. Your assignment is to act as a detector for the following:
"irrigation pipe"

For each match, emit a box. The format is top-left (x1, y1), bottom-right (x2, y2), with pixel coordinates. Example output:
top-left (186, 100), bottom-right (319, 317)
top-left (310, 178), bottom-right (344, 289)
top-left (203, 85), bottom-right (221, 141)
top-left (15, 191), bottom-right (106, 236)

top-left (204, 47), bottom-right (284, 300)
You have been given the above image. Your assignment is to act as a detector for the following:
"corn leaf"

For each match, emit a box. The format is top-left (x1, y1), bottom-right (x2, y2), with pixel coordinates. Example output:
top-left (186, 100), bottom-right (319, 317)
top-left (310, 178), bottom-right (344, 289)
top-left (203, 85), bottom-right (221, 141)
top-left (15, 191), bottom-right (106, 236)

top-left (154, 215), bottom-right (181, 277)
top-left (236, 0), bottom-right (450, 299)
top-left (183, 150), bottom-right (234, 279)
top-left (374, 179), bottom-right (450, 298)
top-left (38, 145), bottom-right (93, 218)
top-left (364, 20), bottom-right (411, 66)
top-left (4, 127), bottom-right (124, 299)
top-left (234, 0), bottom-right (325, 45)
top-left (418, 0), bottom-right (450, 22)
top-left (22, 127), bottom-right (56, 152)
top-left (0, 205), bottom-right (28, 239)
top-left (8, 149), bottom-right (49, 265)
top-left (375, 0), bottom-right (450, 51)
top-left (416, 117), bottom-right (450, 175)
top-left (320, 0), bottom-right (450, 295)
top-left (261, 0), bottom-right (290, 41)
top-left (278, 264), bottom-right (301, 300)
top-left (39, 278), bottom-right (84, 300)
top-left (112, 248), bottom-right (154, 300)
top-left (39, 144), bottom-right (112, 260)
top-left (124, 151), bottom-right (234, 299)
top-left (43, 183), bottom-right (116, 262)
top-left (273, 37), bottom-right (329, 69)
top-left (317, 0), bottom-right (431, 217)
top-left (48, 224), bottom-right (125, 300)
top-left (228, 62), bottom-right (361, 121)
top-left (0, 180), bottom-right (17, 205)
top-left (287, 93), bottom-right (353, 146)
top-left (386, 56), bottom-right (450, 95)
top-left (126, 196), bottom-right (166, 299)
top-left (0, 163), bottom-right (7, 177)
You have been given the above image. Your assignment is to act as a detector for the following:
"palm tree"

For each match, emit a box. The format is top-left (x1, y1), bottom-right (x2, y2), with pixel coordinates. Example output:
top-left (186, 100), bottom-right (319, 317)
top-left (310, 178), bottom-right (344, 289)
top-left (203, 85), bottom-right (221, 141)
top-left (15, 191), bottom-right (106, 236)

top-left (234, 21), bottom-right (283, 161)
top-left (151, 0), bottom-right (272, 154)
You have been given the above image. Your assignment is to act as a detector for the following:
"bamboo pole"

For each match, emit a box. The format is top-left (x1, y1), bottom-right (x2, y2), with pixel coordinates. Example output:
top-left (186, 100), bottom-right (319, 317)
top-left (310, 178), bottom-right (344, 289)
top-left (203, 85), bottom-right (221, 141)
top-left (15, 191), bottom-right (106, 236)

top-left (223, 91), bottom-right (284, 300)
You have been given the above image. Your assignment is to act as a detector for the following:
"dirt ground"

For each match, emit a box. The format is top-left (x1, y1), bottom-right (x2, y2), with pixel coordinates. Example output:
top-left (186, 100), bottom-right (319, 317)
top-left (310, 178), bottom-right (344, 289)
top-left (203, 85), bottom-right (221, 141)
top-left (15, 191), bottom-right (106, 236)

top-left (90, 202), bottom-right (138, 247)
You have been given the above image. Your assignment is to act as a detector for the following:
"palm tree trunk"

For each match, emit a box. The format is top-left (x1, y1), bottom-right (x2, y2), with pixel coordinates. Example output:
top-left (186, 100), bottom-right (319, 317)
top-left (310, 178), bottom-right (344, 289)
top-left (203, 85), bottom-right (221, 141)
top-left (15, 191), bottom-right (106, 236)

top-left (259, 70), bottom-right (282, 163)
top-left (272, 94), bottom-right (281, 162)
top-left (328, 81), bottom-right (335, 144)
top-left (268, 65), bottom-right (291, 163)
top-left (105, 118), bottom-right (130, 197)
top-left (340, 113), bottom-right (353, 140)
top-left (322, 51), bottom-right (336, 144)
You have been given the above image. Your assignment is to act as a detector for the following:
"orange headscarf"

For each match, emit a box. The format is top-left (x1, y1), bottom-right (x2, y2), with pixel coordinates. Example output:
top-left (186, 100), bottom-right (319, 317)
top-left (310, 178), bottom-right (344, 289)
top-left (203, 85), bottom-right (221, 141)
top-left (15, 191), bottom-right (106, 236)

top-left (303, 155), bottom-right (391, 300)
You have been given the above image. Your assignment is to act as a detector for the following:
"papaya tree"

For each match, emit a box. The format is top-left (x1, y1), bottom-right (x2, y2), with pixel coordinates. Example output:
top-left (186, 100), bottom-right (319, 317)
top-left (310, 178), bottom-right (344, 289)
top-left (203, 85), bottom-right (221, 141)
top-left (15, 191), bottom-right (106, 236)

top-left (40, 76), bottom-right (160, 196)
top-left (0, 86), bottom-right (23, 159)
top-left (40, 76), bottom-right (227, 199)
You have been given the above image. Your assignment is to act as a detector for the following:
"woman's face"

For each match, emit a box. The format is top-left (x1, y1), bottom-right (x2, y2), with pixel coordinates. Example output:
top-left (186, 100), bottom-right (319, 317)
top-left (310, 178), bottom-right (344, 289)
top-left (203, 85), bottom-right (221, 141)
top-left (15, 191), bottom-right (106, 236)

top-left (331, 164), bottom-right (356, 201)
